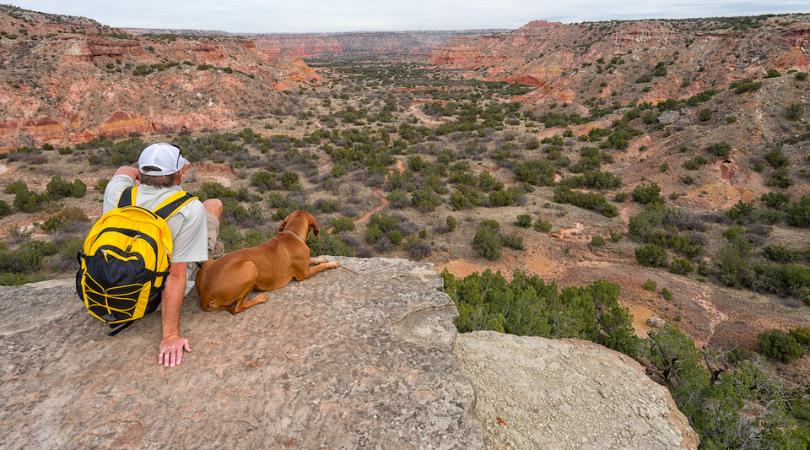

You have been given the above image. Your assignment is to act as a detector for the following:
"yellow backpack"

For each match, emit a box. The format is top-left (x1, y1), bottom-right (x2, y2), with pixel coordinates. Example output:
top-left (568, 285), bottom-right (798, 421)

top-left (76, 186), bottom-right (197, 335)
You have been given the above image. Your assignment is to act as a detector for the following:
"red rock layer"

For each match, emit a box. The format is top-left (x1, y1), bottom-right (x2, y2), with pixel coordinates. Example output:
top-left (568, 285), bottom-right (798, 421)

top-left (0, 5), bottom-right (318, 151)
top-left (430, 16), bottom-right (810, 109)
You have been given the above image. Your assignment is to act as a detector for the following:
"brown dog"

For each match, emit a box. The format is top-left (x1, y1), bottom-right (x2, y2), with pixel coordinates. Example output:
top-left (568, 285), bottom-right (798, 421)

top-left (195, 210), bottom-right (340, 314)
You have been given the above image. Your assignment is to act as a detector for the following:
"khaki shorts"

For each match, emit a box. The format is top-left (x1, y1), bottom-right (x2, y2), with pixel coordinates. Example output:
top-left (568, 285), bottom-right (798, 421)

top-left (187, 213), bottom-right (224, 286)
top-left (206, 213), bottom-right (225, 259)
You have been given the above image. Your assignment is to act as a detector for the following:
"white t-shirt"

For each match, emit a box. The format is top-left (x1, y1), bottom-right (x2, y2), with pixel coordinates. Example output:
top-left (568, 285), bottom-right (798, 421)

top-left (103, 174), bottom-right (209, 265)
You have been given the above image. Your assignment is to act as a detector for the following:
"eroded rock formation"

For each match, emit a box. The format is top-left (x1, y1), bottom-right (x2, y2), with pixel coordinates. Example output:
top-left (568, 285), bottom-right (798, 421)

top-left (0, 5), bottom-right (317, 151)
top-left (430, 15), bottom-right (810, 109)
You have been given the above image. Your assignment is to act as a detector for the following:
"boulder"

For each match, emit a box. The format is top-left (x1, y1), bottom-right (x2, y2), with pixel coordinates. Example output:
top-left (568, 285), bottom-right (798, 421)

top-left (647, 316), bottom-right (667, 329)
top-left (0, 257), bottom-right (482, 449)
top-left (455, 331), bottom-right (699, 450)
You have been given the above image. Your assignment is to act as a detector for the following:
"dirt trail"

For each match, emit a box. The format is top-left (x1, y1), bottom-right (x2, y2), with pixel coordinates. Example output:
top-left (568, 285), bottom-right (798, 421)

top-left (693, 284), bottom-right (730, 346)
top-left (329, 159), bottom-right (406, 233)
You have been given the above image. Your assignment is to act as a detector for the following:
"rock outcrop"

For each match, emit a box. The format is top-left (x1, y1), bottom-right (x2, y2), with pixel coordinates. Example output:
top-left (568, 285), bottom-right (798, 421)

top-left (455, 332), bottom-right (699, 450)
top-left (0, 257), bottom-right (697, 448)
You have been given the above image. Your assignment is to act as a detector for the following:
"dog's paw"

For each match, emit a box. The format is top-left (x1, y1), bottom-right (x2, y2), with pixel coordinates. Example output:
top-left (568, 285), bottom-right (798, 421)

top-left (328, 261), bottom-right (340, 268)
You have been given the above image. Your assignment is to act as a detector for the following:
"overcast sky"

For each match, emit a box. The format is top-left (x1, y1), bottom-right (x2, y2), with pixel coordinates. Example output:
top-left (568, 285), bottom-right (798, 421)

top-left (8, 0), bottom-right (810, 33)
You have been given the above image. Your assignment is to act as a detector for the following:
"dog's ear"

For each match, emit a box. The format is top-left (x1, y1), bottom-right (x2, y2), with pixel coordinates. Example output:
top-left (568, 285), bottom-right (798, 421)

top-left (311, 220), bottom-right (320, 237)
top-left (278, 218), bottom-right (288, 233)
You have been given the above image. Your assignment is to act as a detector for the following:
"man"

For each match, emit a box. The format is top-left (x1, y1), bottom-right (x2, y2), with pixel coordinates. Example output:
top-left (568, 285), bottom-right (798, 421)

top-left (103, 143), bottom-right (224, 368)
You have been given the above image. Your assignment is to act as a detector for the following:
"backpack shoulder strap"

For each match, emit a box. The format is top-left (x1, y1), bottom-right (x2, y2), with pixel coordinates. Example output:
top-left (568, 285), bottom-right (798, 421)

top-left (117, 186), bottom-right (139, 208)
top-left (153, 190), bottom-right (198, 220)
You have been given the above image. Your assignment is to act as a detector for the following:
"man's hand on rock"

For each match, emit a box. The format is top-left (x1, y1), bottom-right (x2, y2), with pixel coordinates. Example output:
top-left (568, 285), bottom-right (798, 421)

top-left (158, 334), bottom-right (191, 368)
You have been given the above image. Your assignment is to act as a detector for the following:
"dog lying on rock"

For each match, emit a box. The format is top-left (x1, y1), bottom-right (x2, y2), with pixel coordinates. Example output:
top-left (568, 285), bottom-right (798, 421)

top-left (195, 210), bottom-right (340, 314)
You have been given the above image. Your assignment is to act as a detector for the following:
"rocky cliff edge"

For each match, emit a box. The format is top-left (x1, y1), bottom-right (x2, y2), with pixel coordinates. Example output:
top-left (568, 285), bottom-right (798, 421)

top-left (0, 257), bottom-right (696, 449)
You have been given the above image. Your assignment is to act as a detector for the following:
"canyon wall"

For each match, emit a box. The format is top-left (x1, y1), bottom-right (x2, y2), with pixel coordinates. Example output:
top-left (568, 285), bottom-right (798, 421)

top-left (0, 5), bottom-right (317, 150)
top-left (430, 16), bottom-right (810, 109)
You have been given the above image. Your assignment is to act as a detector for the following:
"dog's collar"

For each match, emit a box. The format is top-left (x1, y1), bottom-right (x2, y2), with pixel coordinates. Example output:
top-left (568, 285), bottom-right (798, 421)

top-left (282, 229), bottom-right (306, 244)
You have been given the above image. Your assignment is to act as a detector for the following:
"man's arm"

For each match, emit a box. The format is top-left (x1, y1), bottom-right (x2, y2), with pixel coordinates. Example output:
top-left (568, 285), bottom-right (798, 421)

top-left (158, 261), bottom-right (191, 368)
top-left (114, 166), bottom-right (140, 181)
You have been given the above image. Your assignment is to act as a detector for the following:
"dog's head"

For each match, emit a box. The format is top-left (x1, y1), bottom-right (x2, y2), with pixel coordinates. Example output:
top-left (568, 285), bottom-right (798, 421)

top-left (278, 210), bottom-right (320, 237)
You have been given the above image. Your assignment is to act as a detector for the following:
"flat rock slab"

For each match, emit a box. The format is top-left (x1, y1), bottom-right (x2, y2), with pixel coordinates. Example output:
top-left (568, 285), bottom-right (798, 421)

top-left (0, 257), bottom-right (482, 449)
top-left (455, 331), bottom-right (699, 450)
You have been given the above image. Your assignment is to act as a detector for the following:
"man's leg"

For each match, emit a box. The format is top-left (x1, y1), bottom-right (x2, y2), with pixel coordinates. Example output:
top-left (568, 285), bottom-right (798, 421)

top-left (203, 199), bottom-right (225, 259)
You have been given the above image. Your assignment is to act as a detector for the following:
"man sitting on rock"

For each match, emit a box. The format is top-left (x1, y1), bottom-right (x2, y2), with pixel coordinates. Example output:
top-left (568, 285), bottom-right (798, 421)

top-left (103, 143), bottom-right (224, 368)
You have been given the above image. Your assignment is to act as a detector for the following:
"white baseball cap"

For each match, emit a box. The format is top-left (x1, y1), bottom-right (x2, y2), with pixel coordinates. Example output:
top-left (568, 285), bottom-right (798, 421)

top-left (138, 143), bottom-right (189, 176)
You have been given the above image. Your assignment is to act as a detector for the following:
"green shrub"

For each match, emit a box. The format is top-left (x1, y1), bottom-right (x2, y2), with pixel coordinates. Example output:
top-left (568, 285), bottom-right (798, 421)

top-left (406, 238), bottom-right (432, 260)
top-left (46, 176), bottom-right (86, 199)
top-left (767, 167), bottom-right (793, 189)
top-left (631, 183), bottom-right (662, 204)
top-left (670, 258), bottom-right (694, 275)
top-left (789, 327), bottom-right (810, 349)
top-left (707, 142), bottom-right (731, 158)
top-left (0, 240), bottom-right (56, 274)
top-left (13, 188), bottom-right (48, 213)
top-left (761, 192), bottom-right (790, 209)
top-left (472, 223), bottom-right (503, 260)
top-left (635, 243), bottom-right (668, 267)
top-left (716, 244), bottom-right (752, 289)
top-left (786, 103), bottom-right (803, 121)
top-left (330, 216), bottom-right (355, 233)
top-left (795, 72), bottom-right (808, 81)
top-left (513, 159), bottom-right (555, 186)
top-left (515, 214), bottom-right (532, 228)
top-left (683, 155), bottom-right (708, 170)
top-left (307, 234), bottom-right (356, 257)
top-left (95, 178), bottom-right (109, 192)
top-left (762, 245), bottom-right (798, 263)
top-left (387, 190), bottom-right (408, 209)
top-left (660, 287), bottom-right (673, 300)
top-left (590, 235), bottom-right (606, 248)
top-left (730, 79), bottom-right (762, 94)
top-left (250, 170), bottom-right (278, 191)
top-left (196, 182), bottom-right (248, 201)
top-left (0, 200), bottom-right (10, 218)
top-left (750, 262), bottom-right (810, 298)
top-left (501, 232), bottom-right (524, 250)
top-left (561, 170), bottom-right (622, 190)
top-left (533, 218), bottom-right (552, 232)
top-left (698, 108), bottom-right (712, 121)
top-left (42, 207), bottom-right (89, 233)
top-left (764, 149), bottom-right (789, 168)
top-left (443, 270), bottom-right (639, 356)
top-left (643, 279), bottom-right (657, 291)
top-left (5, 181), bottom-right (28, 195)
top-left (553, 187), bottom-right (618, 217)
top-left (411, 188), bottom-right (442, 212)
top-left (757, 330), bottom-right (804, 363)
top-left (364, 213), bottom-right (409, 246)
top-left (786, 196), bottom-right (810, 227)
top-left (765, 69), bottom-right (781, 78)
top-left (726, 201), bottom-right (754, 222)
top-left (280, 171), bottom-right (301, 191)
top-left (446, 215), bottom-right (457, 232)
